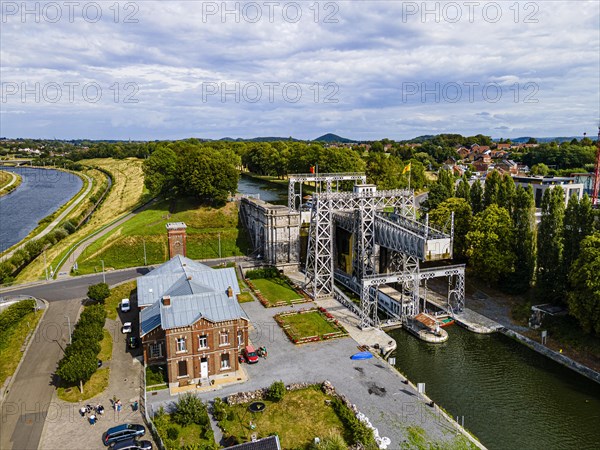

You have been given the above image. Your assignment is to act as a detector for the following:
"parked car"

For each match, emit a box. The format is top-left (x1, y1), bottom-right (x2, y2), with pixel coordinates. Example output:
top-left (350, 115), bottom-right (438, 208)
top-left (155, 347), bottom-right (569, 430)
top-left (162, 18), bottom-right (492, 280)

top-left (102, 424), bottom-right (145, 447)
top-left (128, 336), bottom-right (139, 349)
top-left (243, 345), bottom-right (259, 364)
top-left (122, 322), bottom-right (132, 334)
top-left (111, 438), bottom-right (152, 450)
top-left (120, 299), bottom-right (131, 313)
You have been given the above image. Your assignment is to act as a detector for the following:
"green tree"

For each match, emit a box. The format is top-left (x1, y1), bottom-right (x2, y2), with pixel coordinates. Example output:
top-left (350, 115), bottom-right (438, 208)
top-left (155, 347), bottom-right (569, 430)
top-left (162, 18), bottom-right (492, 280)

top-left (142, 146), bottom-right (177, 196)
top-left (173, 393), bottom-right (209, 427)
top-left (469, 179), bottom-right (484, 214)
top-left (429, 198), bottom-right (472, 261)
top-left (455, 175), bottom-right (470, 201)
top-left (530, 163), bottom-right (549, 176)
top-left (563, 194), bottom-right (595, 275)
top-left (56, 350), bottom-right (98, 393)
top-left (483, 170), bottom-right (501, 207)
top-left (568, 232), bottom-right (600, 334)
top-left (466, 204), bottom-right (515, 285)
top-left (87, 283), bottom-right (110, 303)
top-left (506, 186), bottom-right (536, 292)
top-left (267, 380), bottom-right (286, 402)
top-left (536, 187), bottom-right (566, 303)
top-left (498, 173), bottom-right (516, 214)
top-left (366, 153), bottom-right (404, 189)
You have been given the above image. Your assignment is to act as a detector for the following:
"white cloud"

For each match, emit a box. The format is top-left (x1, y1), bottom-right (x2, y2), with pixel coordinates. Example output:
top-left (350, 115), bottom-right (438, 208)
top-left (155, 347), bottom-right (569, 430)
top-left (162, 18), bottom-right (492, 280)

top-left (0, 1), bottom-right (598, 140)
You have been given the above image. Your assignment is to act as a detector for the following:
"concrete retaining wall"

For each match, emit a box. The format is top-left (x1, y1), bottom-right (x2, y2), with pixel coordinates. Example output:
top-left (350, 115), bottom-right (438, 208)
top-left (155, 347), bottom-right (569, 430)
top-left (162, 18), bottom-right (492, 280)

top-left (501, 329), bottom-right (600, 385)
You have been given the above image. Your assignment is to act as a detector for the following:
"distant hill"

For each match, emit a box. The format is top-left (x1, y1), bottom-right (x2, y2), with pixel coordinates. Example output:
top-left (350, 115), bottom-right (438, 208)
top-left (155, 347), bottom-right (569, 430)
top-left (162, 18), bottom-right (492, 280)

top-left (219, 136), bottom-right (303, 142)
top-left (313, 133), bottom-right (356, 143)
top-left (509, 136), bottom-right (588, 144)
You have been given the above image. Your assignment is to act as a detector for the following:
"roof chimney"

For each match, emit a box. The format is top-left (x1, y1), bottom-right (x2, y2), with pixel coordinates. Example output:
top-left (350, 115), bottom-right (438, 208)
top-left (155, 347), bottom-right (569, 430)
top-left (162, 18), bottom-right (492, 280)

top-left (227, 286), bottom-right (233, 298)
top-left (162, 295), bottom-right (171, 306)
top-left (187, 276), bottom-right (192, 281)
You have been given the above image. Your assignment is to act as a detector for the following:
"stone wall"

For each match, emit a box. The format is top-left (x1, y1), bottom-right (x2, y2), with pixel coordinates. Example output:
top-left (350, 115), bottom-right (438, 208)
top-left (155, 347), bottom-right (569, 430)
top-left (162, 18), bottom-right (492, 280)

top-left (501, 329), bottom-right (600, 384)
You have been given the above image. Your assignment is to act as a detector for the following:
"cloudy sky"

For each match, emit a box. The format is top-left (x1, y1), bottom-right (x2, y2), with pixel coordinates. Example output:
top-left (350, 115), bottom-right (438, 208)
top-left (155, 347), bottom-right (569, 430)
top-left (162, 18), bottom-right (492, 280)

top-left (1, 1), bottom-right (598, 140)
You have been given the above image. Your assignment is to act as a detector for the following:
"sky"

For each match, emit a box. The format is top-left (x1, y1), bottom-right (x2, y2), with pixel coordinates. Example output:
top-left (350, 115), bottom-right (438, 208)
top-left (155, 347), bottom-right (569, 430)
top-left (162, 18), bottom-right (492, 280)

top-left (0, 1), bottom-right (599, 141)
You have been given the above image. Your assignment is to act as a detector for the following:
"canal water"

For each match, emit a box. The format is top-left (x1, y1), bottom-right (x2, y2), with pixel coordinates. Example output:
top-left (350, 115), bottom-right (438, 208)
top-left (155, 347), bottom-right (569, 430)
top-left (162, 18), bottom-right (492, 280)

top-left (0, 166), bottom-right (83, 252)
top-left (237, 174), bottom-right (288, 205)
top-left (388, 326), bottom-right (600, 450)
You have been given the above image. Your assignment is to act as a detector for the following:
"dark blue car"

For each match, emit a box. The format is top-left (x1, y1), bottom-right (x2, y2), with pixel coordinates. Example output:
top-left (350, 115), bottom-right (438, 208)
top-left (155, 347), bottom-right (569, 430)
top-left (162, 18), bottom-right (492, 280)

top-left (103, 424), bottom-right (145, 446)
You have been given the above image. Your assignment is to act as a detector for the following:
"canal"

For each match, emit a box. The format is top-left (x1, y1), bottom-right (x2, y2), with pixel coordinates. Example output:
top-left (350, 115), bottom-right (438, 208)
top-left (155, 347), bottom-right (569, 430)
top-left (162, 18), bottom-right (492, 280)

top-left (0, 166), bottom-right (83, 252)
top-left (237, 174), bottom-right (288, 205)
top-left (388, 326), bottom-right (600, 450)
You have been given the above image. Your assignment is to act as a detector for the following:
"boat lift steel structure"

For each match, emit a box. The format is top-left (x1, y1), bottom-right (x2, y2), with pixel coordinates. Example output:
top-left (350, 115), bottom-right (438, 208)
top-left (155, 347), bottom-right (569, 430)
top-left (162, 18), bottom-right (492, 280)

top-left (297, 173), bottom-right (465, 329)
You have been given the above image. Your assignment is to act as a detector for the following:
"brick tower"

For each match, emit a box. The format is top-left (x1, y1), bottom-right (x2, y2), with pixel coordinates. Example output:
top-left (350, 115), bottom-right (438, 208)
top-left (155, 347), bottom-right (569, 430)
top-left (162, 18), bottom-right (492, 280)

top-left (166, 222), bottom-right (187, 258)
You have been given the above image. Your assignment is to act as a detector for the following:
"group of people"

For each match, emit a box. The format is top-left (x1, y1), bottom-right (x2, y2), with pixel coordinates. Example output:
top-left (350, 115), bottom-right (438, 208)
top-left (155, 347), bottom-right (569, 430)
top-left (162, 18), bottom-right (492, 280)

top-left (257, 346), bottom-right (268, 358)
top-left (79, 404), bottom-right (104, 425)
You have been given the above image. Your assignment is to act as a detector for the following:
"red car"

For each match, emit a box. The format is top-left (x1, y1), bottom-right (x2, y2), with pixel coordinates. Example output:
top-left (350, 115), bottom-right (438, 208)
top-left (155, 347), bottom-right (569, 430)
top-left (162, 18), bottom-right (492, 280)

top-left (243, 345), bottom-right (259, 364)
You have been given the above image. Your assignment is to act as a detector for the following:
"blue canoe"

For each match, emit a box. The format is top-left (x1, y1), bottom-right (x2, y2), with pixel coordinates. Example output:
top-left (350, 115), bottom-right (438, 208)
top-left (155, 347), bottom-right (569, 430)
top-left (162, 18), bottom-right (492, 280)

top-left (351, 351), bottom-right (373, 360)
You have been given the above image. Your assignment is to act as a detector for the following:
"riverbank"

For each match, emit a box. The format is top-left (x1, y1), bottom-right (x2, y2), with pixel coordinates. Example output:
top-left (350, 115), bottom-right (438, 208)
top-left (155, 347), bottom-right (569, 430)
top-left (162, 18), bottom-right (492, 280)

top-left (0, 170), bottom-right (21, 197)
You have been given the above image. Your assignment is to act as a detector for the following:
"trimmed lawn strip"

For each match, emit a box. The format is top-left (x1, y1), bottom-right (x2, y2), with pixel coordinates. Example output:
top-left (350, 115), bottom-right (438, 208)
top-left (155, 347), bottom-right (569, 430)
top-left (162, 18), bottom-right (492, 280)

top-left (0, 308), bottom-right (43, 385)
top-left (105, 281), bottom-right (137, 320)
top-left (98, 329), bottom-right (113, 361)
top-left (0, 170), bottom-right (22, 197)
top-left (237, 292), bottom-right (254, 303)
top-left (57, 368), bottom-right (110, 402)
top-left (219, 387), bottom-right (349, 447)
top-left (275, 308), bottom-right (349, 344)
top-left (246, 277), bottom-right (311, 308)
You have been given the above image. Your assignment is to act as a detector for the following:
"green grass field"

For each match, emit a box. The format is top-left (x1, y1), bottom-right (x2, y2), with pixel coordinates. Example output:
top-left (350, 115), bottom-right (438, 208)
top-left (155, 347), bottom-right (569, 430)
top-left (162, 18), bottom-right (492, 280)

top-left (104, 281), bottom-right (137, 320)
top-left (0, 307), bottom-right (43, 385)
top-left (76, 198), bottom-right (249, 274)
top-left (98, 329), bottom-right (113, 361)
top-left (219, 387), bottom-right (348, 447)
top-left (154, 410), bottom-right (216, 450)
top-left (278, 311), bottom-right (338, 338)
top-left (250, 278), bottom-right (302, 305)
top-left (57, 368), bottom-right (110, 402)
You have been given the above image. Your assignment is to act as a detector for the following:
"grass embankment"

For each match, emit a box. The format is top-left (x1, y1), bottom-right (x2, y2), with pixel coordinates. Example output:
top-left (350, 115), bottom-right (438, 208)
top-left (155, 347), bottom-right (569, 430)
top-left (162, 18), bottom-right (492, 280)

top-left (57, 368), bottom-right (110, 402)
top-left (105, 281), bottom-right (137, 320)
top-left (402, 425), bottom-right (479, 450)
top-left (75, 198), bottom-right (250, 275)
top-left (17, 158), bottom-right (145, 282)
top-left (0, 300), bottom-right (43, 385)
top-left (0, 170), bottom-right (22, 197)
top-left (218, 387), bottom-right (349, 447)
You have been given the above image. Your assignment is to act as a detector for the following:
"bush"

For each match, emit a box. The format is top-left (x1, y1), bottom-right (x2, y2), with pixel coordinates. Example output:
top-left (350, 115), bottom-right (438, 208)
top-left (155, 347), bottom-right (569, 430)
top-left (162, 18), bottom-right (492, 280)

top-left (87, 283), bottom-right (110, 303)
top-left (173, 393), bottom-right (209, 427)
top-left (267, 380), bottom-right (286, 402)
top-left (166, 426), bottom-right (179, 440)
top-left (245, 266), bottom-right (280, 280)
top-left (212, 397), bottom-right (227, 421)
top-left (330, 398), bottom-right (375, 446)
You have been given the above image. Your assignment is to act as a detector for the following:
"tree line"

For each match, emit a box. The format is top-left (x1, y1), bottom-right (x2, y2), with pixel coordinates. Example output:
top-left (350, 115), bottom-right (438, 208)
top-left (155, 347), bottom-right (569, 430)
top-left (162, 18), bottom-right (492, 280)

top-left (426, 169), bottom-right (600, 334)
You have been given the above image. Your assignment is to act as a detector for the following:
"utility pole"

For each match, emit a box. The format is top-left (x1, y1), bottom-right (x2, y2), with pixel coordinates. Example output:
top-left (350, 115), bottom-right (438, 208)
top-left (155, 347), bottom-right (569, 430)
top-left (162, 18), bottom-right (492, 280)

top-left (43, 249), bottom-right (48, 281)
top-left (64, 315), bottom-right (72, 344)
top-left (143, 239), bottom-right (147, 266)
top-left (218, 233), bottom-right (221, 258)
top-left (101, 259), bottom-right (105, 284)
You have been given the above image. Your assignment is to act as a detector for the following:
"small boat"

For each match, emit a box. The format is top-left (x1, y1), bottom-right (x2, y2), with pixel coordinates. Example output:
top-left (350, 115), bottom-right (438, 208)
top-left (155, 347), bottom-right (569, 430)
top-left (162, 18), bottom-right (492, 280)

top-left (439, 317), bottom-right (455, 327)
top-left (351, 351), bottom-right (373, 360)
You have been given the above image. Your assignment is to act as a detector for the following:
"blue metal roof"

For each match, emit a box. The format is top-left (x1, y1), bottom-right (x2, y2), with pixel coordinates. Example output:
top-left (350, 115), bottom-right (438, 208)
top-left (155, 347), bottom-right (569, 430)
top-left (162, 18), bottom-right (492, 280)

top-left (140, 301), bottom-right (161, 336)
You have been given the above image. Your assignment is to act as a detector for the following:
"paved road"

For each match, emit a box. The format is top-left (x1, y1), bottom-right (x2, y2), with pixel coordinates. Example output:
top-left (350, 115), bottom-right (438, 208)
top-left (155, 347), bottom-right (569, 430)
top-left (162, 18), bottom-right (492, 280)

top-left (0, 298), bottom-right (82, 450)
top-left (3, 173), bottom-right (92, 260)
top-left (0, 268), bottom-right (150, 302)
top-left (0, 170), bottom-right (19, 195)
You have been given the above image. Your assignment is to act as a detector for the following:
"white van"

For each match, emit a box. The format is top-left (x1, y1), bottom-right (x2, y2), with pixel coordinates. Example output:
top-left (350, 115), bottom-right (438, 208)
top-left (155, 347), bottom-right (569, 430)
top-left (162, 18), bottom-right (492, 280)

top-left (120, 298), bottom-right (131, 313)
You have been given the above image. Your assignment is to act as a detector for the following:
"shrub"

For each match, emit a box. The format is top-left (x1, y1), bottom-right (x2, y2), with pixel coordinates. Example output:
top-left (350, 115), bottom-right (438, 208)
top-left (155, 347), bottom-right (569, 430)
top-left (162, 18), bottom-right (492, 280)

top-left (166, 426), bottom-right (179, 440)
top-left (245, 266), bottom-right (280, 279)
top-left (212, 397), bottom-right (227, 421)
top-left (330, 398), bottom-right (375, 446)
top-left (267, 380), bottom-right (286, 402)
top-left (87, 283), bottom-right (110, 303)
top-left (173, 393), bottom-right (209, 427)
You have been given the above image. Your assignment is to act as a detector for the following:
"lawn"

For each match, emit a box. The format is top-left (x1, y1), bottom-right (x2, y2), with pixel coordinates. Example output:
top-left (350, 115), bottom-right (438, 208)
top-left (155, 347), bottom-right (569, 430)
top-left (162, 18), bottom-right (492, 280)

top-left (75, 198), bottom-right (250, 274)
top-left (237, 292), bottom-right (254, 303)
top-left (57, 368), bottom-right (110, 402)
top-left (0, 303), bottom-right (43, 385)
top-left (153, 405), bottom-right (216, 450)
top-left (104, 280), bottom-right (137, 320)
top-left (278, 311), bottom-right (337, 337)
top-left (98, 329), bottom-right (113, 361)
top-left (218, 387), bottom-right (349, 448)
top-left (250, 278), bottom-right (302, 305)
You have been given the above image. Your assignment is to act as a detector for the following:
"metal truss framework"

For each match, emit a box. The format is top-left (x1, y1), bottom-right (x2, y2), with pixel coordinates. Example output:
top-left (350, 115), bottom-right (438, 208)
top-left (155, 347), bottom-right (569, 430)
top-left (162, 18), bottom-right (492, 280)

top-left (299, 173), bottom-right (462, 329)
top-left (288, 172), bottom-right (366, 210)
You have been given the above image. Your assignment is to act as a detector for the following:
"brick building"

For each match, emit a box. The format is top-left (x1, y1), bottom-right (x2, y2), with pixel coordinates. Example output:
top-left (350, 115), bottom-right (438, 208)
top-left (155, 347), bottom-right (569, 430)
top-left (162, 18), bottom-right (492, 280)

top-left (138, 255), bottom-right (249, 391)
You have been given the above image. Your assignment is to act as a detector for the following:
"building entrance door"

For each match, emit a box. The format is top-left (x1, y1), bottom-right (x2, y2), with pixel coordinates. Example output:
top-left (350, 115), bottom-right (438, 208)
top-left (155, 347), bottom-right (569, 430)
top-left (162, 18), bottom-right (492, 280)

top-left (200, 357), bottom-right (208, 379)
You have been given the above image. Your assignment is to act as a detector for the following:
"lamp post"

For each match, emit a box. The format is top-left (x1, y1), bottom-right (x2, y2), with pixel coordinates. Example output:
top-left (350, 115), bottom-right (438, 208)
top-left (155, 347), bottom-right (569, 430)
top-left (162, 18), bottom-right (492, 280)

top-left (101, 259), bottom-right (105, 284)
top-left (64, 315), bottom-right (72, 344)
top-left (143, 239), bottom-right (147, 266)
top-left (218, 233), bottom-right (221, 259)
